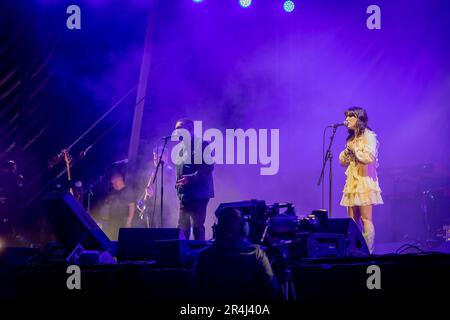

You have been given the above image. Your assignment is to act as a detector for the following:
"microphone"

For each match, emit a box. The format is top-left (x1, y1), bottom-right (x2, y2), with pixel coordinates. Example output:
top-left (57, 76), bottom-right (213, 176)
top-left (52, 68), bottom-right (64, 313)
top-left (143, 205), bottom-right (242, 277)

top-left (328, 121), bottom-right (348, 128)
top-left (111, 158), bottom-right (128, 165)
top-left (162, 131), bottom-right (183, 140)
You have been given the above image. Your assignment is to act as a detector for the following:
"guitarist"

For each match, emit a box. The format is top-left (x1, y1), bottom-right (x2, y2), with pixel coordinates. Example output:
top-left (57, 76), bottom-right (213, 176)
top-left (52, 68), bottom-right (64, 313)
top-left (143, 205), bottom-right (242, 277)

top-left (174, 119), bottom-right (214, 241)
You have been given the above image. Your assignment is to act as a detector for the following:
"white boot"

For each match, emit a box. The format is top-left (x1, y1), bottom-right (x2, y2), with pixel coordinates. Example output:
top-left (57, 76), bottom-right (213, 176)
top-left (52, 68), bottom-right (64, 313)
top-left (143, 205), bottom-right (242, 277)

top-left (363, 222), bottom-right (375, 254)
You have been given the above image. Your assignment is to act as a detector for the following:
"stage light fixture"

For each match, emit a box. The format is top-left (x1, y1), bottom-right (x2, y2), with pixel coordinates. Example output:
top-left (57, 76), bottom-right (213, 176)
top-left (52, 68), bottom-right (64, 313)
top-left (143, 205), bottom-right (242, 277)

top-left (239, 0), bottom-right (252, 8)
top-left (283, 0), bottom-right (295, 13)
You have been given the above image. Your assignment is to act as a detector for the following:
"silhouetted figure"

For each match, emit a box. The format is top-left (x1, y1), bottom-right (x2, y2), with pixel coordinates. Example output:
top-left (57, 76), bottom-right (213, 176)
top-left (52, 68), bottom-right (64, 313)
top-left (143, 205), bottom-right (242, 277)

top-left (192, 207), bottom-right (279, 300)
top-left (100, 171), bottom-right (136, 240)
top-left (0, 160), bottom-right (25, 245)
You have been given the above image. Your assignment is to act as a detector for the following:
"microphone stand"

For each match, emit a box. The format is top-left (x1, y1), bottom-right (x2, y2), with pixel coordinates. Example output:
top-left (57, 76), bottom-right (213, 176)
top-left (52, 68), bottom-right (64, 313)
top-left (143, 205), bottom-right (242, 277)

top-left (160, 158), bottom-right (164, 228)
top-left (317, 126), bottom-right (338, 217)
top-left (152, 137), bottom-right (170, 228)
top-left (86, 170), bottom-right (106, 214)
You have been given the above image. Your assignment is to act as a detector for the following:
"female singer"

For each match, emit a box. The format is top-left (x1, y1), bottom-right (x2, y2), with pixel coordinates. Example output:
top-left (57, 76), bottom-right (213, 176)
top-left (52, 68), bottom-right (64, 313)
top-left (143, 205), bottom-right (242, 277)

top-left (339, 107), bottom-right (383, 253)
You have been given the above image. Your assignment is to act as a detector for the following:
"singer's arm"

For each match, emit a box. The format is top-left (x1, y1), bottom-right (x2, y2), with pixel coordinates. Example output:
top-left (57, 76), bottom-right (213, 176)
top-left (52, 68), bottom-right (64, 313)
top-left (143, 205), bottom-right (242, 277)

top-left (349, 131), bottom-right (377, 164)
top-left (339, 148), bottom-right (352, 167)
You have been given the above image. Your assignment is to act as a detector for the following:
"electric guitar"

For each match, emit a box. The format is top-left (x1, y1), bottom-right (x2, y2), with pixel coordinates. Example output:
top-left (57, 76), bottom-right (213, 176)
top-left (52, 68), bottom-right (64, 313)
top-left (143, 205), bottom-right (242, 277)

top-left (62, 149), bottom-right (74, 195)
top-left (136, 168), bottom-right (156, 217)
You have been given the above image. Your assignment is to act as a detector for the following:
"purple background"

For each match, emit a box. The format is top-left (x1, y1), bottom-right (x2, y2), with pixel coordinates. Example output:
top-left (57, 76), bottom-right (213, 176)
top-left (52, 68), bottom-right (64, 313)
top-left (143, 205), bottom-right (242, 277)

top-left (1, 0), bottom-right (449, 244)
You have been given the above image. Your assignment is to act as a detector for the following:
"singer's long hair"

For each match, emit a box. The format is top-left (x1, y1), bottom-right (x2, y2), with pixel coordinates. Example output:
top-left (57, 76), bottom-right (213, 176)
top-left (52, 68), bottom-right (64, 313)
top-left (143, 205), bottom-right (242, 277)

top-left (345, 107), bottom-right (372, 141)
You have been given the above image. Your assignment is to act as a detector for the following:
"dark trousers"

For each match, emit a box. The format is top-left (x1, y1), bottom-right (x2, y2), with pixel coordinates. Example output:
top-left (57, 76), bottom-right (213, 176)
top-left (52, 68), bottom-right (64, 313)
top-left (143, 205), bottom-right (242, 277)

top-left (178, 198), bottom-right (209, 240)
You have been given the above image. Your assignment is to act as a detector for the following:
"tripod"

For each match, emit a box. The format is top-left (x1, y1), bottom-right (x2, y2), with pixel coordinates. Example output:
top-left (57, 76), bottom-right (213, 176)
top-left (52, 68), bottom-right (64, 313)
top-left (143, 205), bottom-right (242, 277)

top-left (267, 245), bottom-right (297, 301)
top-left (279, 268), bottom-right (297, 301)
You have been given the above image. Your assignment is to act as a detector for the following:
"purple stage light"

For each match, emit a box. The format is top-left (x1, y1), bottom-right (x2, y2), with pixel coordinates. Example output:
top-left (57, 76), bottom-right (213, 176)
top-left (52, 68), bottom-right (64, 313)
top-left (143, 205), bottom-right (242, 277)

top-left (239, 0), bottom-right (252, 9)
top-left (283, 0), bottom-right (295, 13)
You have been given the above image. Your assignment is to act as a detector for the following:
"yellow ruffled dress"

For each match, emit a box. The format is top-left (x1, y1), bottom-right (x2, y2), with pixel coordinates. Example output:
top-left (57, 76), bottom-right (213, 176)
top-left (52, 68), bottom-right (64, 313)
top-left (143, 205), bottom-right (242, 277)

top-left (339, 129), bottom-right (383, 207)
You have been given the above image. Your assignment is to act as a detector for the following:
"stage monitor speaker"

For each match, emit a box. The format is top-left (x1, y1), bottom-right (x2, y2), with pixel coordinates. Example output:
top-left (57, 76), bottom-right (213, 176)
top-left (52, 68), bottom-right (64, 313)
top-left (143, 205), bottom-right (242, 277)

top-left (46, 192), bottom-right (112, 252)
top-left (117, 228), bottom-right (185, 262)
top-left (287, 218), bottom-right (369, 259)
top-left (324, 218), bottom-right (369, 255)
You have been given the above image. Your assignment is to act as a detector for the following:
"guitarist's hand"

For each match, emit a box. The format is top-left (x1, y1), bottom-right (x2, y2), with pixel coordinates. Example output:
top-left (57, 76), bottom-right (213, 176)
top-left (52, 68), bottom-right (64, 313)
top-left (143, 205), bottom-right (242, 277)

top-left (145, 185), bottom-right (155, 198)
top-left (176, 176), bottom-right (190, 187)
